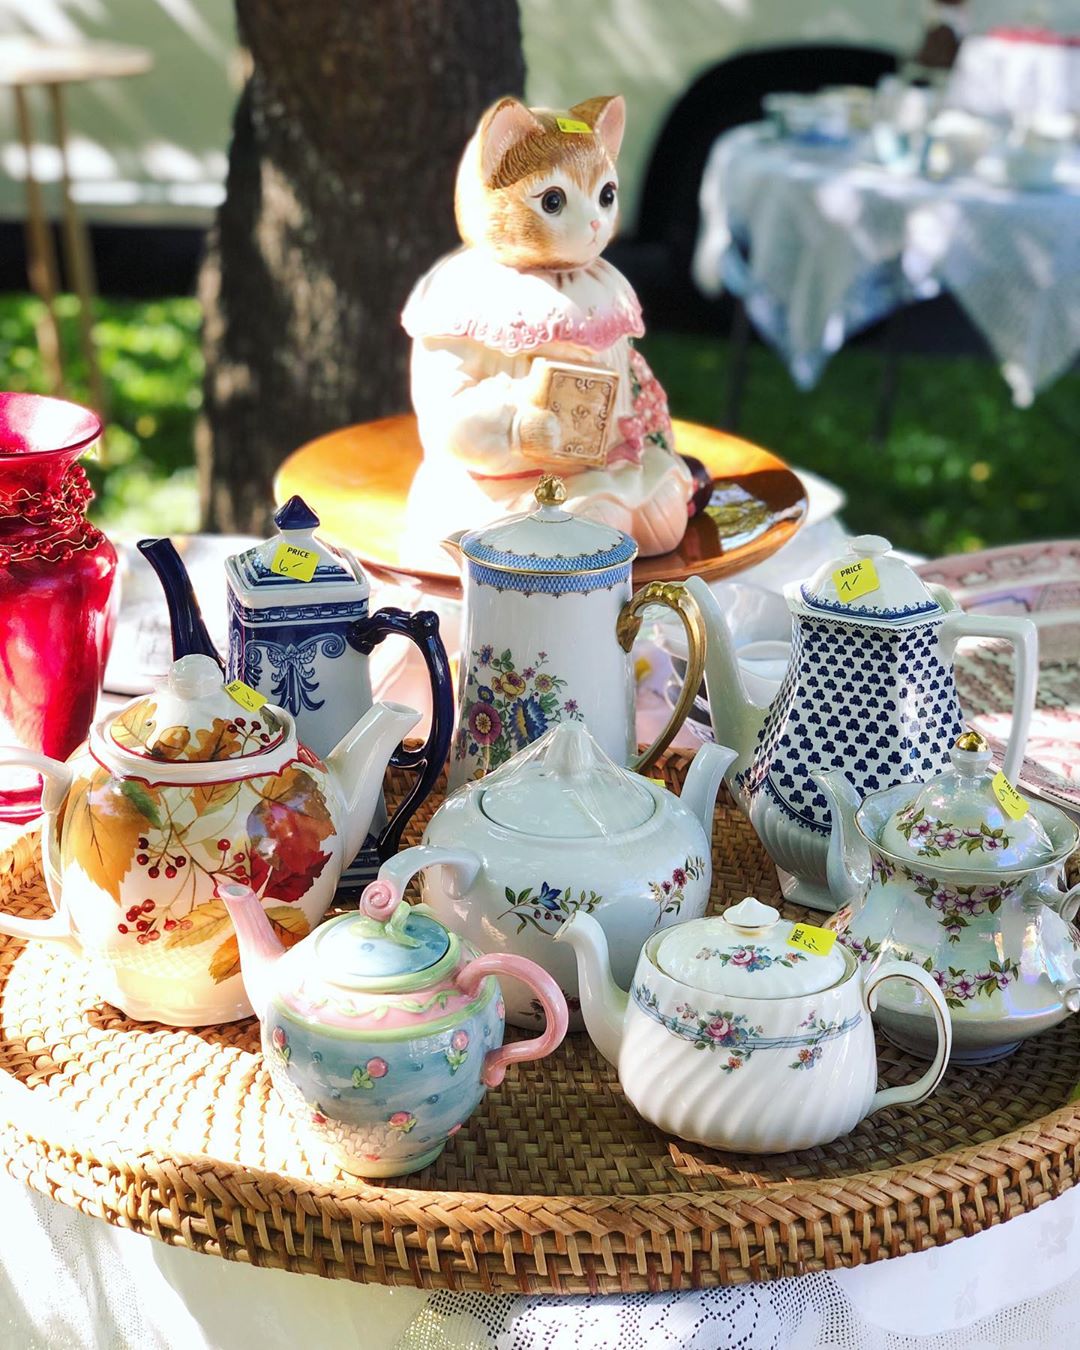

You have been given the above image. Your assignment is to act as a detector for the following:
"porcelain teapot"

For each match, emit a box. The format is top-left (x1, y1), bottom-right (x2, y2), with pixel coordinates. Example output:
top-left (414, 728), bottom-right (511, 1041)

top-left (367, 722), bottom-right (735, 1030)
top-left (139, 502), bottom-right (453, 884)
top-left (220, 878), bottom-right (567, 1178)
top-left (557, 896), bottom-right (951, 1153)
top-left (818, 731), bottom-right (1080, 1063)
top-left (686, 535), bottom-right (1039, 911)
top-left (0, 654), bottom-right (419, 1025)
top-left (443, 474), bottom-right (708, 788)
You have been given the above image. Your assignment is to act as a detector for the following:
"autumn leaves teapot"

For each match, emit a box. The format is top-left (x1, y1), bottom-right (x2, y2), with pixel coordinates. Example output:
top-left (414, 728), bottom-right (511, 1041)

top-left (0, 653), bottom-right (419, 1025)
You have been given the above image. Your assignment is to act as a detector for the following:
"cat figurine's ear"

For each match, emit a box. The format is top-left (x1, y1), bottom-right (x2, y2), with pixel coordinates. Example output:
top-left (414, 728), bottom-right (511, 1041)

top-left (569, 95), bottom-right (626, 160)
top-left (480, 97), bottom-right (545, 184)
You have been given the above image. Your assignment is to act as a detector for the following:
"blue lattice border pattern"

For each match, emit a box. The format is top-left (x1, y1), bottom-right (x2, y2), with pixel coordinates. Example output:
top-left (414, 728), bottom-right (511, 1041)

top-left (468, 561), bottom-right (631, 596)
top-left (798, 585), bottom-right (943, 624)
top-left (461, 536), bottom-right (637, 574)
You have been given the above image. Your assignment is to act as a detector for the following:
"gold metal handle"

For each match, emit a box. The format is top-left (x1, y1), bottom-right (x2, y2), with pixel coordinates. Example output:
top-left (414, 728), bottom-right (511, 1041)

top-left (616, 580), bottom-right (708, 776)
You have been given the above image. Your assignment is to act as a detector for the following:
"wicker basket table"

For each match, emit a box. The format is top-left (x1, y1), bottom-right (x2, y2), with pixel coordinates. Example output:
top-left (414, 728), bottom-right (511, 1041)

top-left (1, 751), bottom-right (1079, 1295)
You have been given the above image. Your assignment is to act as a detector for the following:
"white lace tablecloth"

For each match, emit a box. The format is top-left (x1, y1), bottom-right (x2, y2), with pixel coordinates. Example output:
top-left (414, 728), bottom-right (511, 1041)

top-left (692, 122), bottom-right (1080, 405)
top-left (948, 32), bottom-right (1080, 122)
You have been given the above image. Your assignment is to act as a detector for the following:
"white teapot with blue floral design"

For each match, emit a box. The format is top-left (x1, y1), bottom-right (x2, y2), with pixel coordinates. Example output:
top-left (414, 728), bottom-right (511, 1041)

top-left (819, 730), bottom-right (1080, 1064)
top-left (557, 895), bottom-right (952, 1153)
top-left (686, 534), bottom-right (1040, 912)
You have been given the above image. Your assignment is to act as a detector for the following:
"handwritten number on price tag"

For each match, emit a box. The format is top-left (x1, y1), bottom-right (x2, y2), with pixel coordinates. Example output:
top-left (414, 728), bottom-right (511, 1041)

top-left (831, 558), bottom-right (880, 603)
top-left (225, 680), bottom-right (267, 713)
top-left (787, 923), bottom-right (838, 957)
top-left (992, 771), bottom-right (1029, 821)
top-left (270, 542), bottom-right (319, 583)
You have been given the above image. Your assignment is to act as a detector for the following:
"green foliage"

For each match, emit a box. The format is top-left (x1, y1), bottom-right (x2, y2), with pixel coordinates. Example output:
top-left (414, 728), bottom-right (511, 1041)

top-left (640, 330), bottom-right (1080, 557)
top-left (1, 291), bottom-right (1076, 557)
top-left (0, 293), bottom-right (201, 533)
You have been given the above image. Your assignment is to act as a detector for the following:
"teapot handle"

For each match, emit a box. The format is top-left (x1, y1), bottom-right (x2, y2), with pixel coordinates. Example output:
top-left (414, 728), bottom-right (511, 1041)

top-left (0, 749), bottom-right (77, 947)
top-left (937, 611), bottom-right (1038, 784)
top-left (455, 954), bottom-right (569, 1087)
top-left (863, 960), bottom-right (952, 1115)
top-left (616, 580), bottom-right (708, 776)
top-left (347, 608), bottom-right (454, 862)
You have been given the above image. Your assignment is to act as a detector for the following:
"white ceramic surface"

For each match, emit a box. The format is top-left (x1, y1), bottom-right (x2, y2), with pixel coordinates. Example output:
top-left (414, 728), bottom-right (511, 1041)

top-left (557, 911), bottom-right (952, 1153)
top-left (374, 724), bottom-right (735, 1030)
top-left (818, 766), bottom-right (1080, 1063)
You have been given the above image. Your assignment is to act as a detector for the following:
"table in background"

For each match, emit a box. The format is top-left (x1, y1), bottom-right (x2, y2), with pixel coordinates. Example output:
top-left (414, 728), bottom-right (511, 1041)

top-left (693, 122), bottom-right (1080, 415)
top-left (0, 38), bottom-right (152, 417)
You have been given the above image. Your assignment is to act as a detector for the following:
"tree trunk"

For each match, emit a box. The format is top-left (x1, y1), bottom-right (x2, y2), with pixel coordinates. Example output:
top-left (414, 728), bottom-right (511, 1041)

top-left (198, 1), bottom-right (524, 532)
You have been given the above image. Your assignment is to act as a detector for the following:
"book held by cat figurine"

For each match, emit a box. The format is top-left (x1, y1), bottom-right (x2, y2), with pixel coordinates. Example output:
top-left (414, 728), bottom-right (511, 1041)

top-left (402, 94), bottom-right (696, 557)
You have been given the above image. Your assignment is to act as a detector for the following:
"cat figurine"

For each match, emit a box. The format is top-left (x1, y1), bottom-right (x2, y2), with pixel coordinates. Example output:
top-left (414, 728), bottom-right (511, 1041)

top-left (402, 94), bottom-right (695, 557)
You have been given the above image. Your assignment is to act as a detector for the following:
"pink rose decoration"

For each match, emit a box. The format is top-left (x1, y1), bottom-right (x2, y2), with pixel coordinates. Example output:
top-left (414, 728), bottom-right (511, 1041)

top-left (706, 1017), bottom-right (733, 1042)
top-left (271, 1027), bottom-right (287, 1050)
top-left (366, 1057), bottom-right (388, 1079)
top-left (451, 1030), bottom-right (469, 1052)
top-left (730, 949), bottom-right (753, 967)
top-left (360, 879), bottom-right (398, 923)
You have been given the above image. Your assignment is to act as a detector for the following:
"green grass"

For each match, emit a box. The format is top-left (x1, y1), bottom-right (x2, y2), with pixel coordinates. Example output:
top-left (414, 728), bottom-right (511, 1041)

top-left (640, 329), bottom-right (1080, 557)
top-left (1, 292), bottom-right (1076, 558)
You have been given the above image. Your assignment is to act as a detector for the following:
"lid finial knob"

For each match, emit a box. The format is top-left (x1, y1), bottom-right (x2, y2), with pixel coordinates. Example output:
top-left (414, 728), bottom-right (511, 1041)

top-left (534, 474), bottom-right (567, 507)
top-left (955, 728), bottom-right (990, 754)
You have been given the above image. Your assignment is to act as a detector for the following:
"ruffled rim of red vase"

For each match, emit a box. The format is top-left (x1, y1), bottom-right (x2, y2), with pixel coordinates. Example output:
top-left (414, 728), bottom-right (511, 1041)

top-left (0, 391), bottom-right (102, 459)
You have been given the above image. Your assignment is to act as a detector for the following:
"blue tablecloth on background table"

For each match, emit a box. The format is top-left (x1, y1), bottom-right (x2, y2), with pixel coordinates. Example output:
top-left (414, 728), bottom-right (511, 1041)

top-left (693, 123), bottom-right (1080, 406)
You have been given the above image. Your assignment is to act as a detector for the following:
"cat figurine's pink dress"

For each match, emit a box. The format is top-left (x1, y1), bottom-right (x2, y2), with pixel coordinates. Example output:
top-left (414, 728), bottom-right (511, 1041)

top-left (402, 95), bottom-right (694, 557)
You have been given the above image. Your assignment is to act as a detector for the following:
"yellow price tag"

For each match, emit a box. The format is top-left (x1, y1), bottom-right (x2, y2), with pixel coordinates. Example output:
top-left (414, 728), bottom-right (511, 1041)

top-left (556, 116), bottom-right (591, 134)
top-left (224, 680), bottom-right (267, 713)
top-left (270, 541), bottom-right (319, 583)
top-left (831, 557), bottom-right (880, 603)
top-left (992, 770), bottom-right (1029, 821)
top-left (787, 923), bottom-right (838, 957)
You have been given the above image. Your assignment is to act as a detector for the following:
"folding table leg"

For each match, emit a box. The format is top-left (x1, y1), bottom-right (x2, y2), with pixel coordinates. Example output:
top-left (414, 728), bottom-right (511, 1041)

top-left (12, 84), bottom-right (63, 393)
top-left (723, 297), bottom-right (750, 433)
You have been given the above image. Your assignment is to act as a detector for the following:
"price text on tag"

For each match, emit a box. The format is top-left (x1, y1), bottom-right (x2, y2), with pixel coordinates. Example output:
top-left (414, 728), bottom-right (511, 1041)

top-left (270, 542), bottom-right (319, 583)
top-left (225, 680), bottom-right (267, 713)
top-left (832, 557), bottom-right (880, 603)
top-left (787, 923), bottom-right (838, 957)
top-left (556, 116), bottom-right (591, 134)
top-left (991, 770), bottom-right (1029, 821)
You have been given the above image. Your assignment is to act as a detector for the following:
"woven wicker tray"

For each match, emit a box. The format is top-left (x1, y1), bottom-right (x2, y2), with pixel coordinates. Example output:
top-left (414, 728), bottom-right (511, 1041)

top-left (2, 751), bottom-right (1080, 1295)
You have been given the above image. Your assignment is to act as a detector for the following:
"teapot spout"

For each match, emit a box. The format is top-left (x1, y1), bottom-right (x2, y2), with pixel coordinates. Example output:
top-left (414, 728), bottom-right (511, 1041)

top-left (326, 701), bottom-right (422, 860)
top-left (814, 770), bottom-right (873, 907)
top-left (553, 912), bottom-right (627, 1066)
top-left (440, 531), bottom-right (465, 568)
top-left (218, 883), bottom-right (285, 1020)
top-left (138, 537), bottom-right (225, 670)
top-left (680, 741), bottom-right (739, 836)
top-left (683, 576), bottom-right (769, 788)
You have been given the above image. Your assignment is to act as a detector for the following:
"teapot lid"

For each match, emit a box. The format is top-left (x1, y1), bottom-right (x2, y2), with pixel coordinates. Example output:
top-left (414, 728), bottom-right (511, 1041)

top-left (795, 534), bottom-right (946, 626)
top-left (878, 730), bottom-right (1055, 870)
top-left (109, 654), bottom-right (288, 762)
top-left (654, 897), bottom-right (846, 998)
top-left (473, 723), bottom-right (655, 839)
top-left (457, 476), bottom-right (637, 578)
top-left (225, 494), bottom-right (371, 612)
top-left (312, 896), bottom-right (453, 989)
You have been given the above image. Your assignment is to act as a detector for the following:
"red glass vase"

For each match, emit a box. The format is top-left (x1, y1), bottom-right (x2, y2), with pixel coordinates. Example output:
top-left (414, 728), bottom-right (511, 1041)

top-left (0, 392), bottom-right (118, 821)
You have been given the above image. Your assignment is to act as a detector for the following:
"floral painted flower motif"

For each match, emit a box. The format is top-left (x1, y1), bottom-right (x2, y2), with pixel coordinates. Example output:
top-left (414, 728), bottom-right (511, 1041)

top-left (693, 943), bottom-right (808, 974)
top-left (311, 1106), bottom-right (328, 1125)
top-left (648, 856), bottom-right (707, 926)
top-left (895, 805), bottom-right (1011, 858)
top-left (499, 881), bottom-right (602, 936)
top-left (445, 1028), bottom-right (470, 1074)
top-left (932, 957), bottom-right (1020, 1009)
top-left (271, 1026), bottom-right (290, 1064)
top-left (495, 997), bottom-right (506, 1020)
top-left (388, 1111), bottom-right (417, 1133)
top-left (352, 1056), bottom-right (389, 1090)
top-left (468, 701), bottom-right (502, 746)
top-left (453, 647), bottom-right (582, 771)
top-left (903, 865), bottom-right (1017, 943)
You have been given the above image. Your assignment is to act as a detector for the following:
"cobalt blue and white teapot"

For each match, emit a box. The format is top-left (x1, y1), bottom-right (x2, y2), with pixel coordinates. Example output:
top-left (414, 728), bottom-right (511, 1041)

top-left (683, 535), bottom-right (1039, 912)
top-left (139, 497), bottom-right (453, 884)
